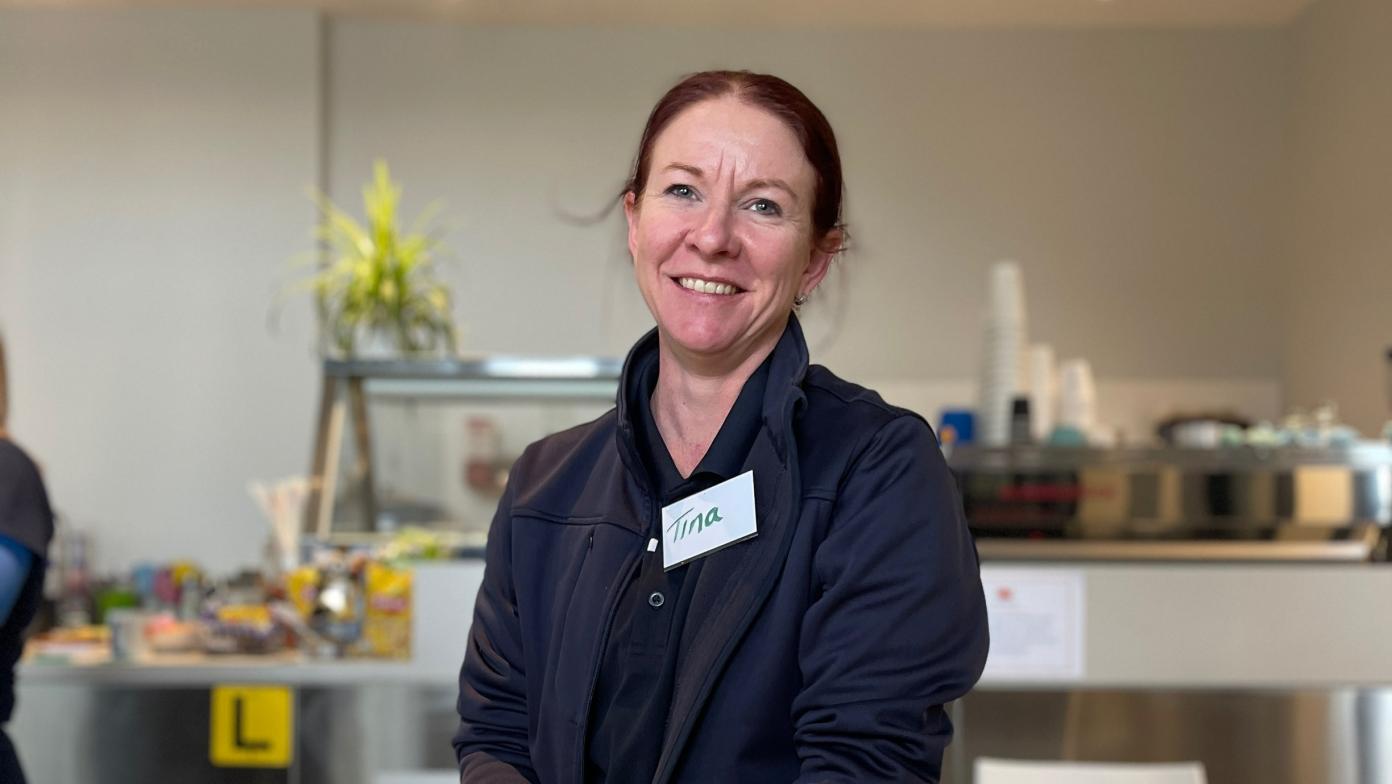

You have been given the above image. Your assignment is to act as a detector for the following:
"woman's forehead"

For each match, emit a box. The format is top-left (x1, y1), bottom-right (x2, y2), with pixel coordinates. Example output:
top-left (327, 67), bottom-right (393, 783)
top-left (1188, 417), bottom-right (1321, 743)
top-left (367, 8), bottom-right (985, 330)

top-left (650, 98), bottom-right (815, 191)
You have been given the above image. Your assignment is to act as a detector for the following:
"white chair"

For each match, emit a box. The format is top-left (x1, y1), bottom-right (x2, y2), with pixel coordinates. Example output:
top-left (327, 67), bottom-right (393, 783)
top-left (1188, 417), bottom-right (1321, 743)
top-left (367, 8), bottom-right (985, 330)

top-left (374, 771), bottom-right (461, 784)
top-left (974, 757), bottom-right (1207, 784)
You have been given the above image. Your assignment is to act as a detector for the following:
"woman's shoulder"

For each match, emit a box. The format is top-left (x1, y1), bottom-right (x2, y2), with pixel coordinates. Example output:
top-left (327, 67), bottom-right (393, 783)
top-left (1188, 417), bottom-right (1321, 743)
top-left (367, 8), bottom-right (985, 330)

top-left (800, 365), bottom-right (933, 437)
top-left (796, 366), bottom-right (942, 493)
top-left (503, 408), bottom-right (624, 513)
top-left (0, 438), bottom-right (55, 556)
top-left (514, 408), bottom-right (618, 474)
top-left (0, 438), bottom-right (45, 491)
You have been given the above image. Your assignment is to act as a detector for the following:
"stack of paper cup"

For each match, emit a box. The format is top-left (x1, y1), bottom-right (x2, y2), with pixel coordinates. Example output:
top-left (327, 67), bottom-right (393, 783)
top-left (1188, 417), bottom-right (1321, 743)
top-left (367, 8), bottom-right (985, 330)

top-left (978, 260), bottom-right (1029, 446)
top-left (1028, 343), bottom-right (1056, 442)
top-left (1056, 358), bottom-right (1098, 440)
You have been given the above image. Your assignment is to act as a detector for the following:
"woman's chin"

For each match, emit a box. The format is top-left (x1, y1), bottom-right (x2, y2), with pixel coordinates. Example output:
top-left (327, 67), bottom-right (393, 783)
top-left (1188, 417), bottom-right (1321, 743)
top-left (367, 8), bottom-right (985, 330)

top-left (659, 319), bottom-right (745, 361)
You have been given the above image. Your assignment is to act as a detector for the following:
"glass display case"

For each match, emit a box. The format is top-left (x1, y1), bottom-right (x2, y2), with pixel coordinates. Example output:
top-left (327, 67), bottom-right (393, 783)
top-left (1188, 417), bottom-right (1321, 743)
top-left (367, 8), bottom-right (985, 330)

top-left (305, 356), bottom-right (621, 547)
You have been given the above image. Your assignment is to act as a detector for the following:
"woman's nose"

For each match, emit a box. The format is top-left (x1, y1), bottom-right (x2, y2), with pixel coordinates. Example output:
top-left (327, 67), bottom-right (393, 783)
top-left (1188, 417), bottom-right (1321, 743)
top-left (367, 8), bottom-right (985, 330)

top-left (688, 203), bottom-right (741, 260)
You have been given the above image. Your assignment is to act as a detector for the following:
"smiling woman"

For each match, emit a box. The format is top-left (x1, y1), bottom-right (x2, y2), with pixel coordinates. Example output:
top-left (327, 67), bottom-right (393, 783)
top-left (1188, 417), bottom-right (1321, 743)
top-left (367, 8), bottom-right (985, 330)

top-left (454, 71), bottom-right (989, 784)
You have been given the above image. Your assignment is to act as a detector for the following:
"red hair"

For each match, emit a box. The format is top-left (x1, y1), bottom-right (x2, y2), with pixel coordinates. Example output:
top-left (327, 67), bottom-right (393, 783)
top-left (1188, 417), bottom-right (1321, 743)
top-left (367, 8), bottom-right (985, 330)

top-left (625, 70), bottom-right (846, 251)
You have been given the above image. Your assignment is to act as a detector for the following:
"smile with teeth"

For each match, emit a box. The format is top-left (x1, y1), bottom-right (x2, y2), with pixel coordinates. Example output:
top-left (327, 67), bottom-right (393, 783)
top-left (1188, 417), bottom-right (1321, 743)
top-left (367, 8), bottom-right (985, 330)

top-left (677, 276), bottom-right (742, 296)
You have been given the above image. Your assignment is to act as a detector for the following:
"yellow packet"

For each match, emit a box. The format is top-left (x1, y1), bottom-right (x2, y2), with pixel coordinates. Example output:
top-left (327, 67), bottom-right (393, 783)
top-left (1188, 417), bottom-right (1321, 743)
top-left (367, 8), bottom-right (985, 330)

top-left (216, 604), bottom-right (272, 627)
top-left (362, 562), bottom-right (412, 659)
top-left (287, 566), bottom-right (320, 619)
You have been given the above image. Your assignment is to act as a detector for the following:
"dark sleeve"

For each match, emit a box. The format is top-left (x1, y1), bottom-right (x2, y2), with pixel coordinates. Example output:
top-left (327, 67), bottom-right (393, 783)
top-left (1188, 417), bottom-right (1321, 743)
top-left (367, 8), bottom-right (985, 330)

top-left (0, 535), bottom-right (34, 625)
top-left (0, 443), bottom-right (54, 558)
top-left (791, 416), bottom-right (990, 784)
top-left (453, 477), bottom-right (539, 784)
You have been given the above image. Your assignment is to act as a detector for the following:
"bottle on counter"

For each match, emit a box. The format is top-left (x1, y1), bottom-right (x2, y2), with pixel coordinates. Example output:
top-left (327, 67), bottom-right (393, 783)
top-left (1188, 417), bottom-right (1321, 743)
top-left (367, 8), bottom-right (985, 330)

top-left (55, 529), bottom-right (92, 628)
top-left (464, 416), bottom-right (507, 496)
top-left (1384, 347), bottom-right (1392, 437)
top-left (1009, 397), bottom-right (1033, 446)
top-left (308, 553), bottom-right (363, 657)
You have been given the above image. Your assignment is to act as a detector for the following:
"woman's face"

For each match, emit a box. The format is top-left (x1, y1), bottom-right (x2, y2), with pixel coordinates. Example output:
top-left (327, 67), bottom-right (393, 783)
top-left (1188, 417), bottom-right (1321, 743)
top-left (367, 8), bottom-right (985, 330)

top-left (625, 97), bottom-right (834, 368)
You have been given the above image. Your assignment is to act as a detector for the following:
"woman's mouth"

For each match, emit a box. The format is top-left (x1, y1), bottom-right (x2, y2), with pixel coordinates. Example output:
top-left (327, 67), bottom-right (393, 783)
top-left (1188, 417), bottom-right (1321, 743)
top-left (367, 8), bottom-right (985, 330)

top-left (674, 276), bottom-right (744, 296)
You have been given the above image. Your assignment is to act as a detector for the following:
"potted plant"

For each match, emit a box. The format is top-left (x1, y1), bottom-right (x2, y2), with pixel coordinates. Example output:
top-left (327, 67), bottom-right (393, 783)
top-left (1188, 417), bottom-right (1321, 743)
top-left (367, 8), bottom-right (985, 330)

top-left (294, 160), bottom-right (457, 359)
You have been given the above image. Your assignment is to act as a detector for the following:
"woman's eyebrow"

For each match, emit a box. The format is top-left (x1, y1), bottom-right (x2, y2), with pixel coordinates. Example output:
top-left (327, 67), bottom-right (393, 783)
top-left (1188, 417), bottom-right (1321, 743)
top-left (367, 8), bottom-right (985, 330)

top-left (662, 162), bottom-right (704, 179)
top-left (744, 178), bottom-right (800, 204)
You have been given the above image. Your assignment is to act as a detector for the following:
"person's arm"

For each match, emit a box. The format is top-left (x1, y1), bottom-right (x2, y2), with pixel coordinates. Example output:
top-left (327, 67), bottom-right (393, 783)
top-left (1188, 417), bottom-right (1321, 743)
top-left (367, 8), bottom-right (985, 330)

top-left (0, 534), bottom-right (33, 625)
top-left (453, 478), bottom-right (538, 784)
top-left (791, 415), bottom-right (990, 784)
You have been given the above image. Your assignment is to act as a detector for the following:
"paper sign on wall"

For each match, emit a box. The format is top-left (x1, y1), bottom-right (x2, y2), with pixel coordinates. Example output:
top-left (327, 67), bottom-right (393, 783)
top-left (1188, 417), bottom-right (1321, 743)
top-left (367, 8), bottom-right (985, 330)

top-left (980, 567), bottom-right (1086, 682)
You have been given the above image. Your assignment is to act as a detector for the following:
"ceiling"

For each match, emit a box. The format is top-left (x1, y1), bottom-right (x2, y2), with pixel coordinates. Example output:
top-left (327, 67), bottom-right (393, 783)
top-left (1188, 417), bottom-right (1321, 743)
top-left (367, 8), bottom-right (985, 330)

top-left (3, 0), bottom-right (1321, 28)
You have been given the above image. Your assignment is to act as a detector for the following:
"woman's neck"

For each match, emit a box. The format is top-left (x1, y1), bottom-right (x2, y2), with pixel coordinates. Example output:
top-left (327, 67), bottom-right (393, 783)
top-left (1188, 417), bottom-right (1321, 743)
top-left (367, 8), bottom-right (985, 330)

top-left (650, 325), bottom-right (781, 478)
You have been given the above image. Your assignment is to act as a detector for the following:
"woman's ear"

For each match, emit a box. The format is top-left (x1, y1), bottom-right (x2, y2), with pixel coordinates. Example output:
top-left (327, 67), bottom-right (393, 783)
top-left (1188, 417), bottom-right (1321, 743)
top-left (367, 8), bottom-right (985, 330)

top-left (800, 227), bottom-right (842, 295)
top-left (623, 191), bottom-right (639, 262)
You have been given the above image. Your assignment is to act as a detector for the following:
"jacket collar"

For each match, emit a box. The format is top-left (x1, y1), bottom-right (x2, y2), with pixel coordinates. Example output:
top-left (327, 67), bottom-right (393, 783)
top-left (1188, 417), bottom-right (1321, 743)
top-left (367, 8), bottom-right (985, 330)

top-left (614, 315), bottom-right (811, 483)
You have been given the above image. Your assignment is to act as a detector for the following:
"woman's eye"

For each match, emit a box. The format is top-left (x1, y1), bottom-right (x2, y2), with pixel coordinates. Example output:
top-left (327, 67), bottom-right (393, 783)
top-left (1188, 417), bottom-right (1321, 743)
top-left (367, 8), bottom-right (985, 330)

top-left (664, 184), bottom-right (696, 199)
top-left (748, 198), bottom-right (782, 216)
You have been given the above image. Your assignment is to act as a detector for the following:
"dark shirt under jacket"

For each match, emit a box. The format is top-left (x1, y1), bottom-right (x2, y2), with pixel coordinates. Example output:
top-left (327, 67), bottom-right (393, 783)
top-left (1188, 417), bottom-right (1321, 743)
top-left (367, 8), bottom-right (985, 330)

top-left (584, 350), bottom-right (771, 784)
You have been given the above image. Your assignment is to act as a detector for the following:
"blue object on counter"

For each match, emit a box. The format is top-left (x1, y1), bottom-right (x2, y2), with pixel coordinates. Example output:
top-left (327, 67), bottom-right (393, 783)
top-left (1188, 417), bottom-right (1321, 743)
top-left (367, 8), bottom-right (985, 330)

top-left (132, 563), bottom-right (158, 607)
top-left (1046, 424), bottom-right (1089, 447)
top-left (938, 409), bottom-right (975, 447)
top-left (1329, 426), bottom-right (1360, 449)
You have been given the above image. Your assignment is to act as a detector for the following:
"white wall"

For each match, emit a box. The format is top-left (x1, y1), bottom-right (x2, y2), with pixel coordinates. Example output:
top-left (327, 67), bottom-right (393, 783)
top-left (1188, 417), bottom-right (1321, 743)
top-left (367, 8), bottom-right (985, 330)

top-left (1283, 0), bottom-right (1392, 434)
top-left (326, 23), bottom-right (1292, 384)
top-left (0, 8), bottom-right (322, 573)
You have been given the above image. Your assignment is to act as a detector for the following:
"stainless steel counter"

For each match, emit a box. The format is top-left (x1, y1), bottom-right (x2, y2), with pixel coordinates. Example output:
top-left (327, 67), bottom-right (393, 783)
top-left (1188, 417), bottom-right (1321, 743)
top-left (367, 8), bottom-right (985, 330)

top-left (18, 651), bottom-right (452, 687)
top-left (10, 561), bottom-right (483, 784)
top-left (9, 560), bottom-right (1392, 782)
top-left (975, 562), bottom-right (1392, 690)
top-left (11, 678), bottom-right (459, 783)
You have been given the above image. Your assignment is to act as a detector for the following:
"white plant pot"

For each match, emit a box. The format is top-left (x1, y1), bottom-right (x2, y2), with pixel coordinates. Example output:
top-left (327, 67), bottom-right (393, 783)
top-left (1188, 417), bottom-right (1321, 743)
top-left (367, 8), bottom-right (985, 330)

top-left (353, 327), bottom-right (400, 360)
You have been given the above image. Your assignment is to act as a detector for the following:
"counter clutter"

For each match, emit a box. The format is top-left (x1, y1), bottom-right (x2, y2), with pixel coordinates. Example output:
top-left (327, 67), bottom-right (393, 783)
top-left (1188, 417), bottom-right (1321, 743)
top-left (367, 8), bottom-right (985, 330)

top-left (24, 529), bottom-right (457, 668)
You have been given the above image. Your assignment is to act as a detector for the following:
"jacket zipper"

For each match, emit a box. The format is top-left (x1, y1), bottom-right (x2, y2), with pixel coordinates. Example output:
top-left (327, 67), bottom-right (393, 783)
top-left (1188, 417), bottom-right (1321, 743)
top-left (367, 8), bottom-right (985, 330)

top-left (652, 396), bottom-right (804, 784)
top-left (571, 510), bottom-right (648, 782)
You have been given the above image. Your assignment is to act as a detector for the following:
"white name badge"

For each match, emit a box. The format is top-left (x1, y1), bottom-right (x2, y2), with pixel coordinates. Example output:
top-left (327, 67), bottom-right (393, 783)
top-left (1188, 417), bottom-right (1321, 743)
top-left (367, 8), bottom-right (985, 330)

top-left (661, 470), bottom-right (758, 570)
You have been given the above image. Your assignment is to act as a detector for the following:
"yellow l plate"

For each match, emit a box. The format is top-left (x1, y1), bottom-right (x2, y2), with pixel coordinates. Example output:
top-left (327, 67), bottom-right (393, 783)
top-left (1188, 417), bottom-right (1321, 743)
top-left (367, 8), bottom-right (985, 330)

top-left (209, 684), bottom-right (294, 768)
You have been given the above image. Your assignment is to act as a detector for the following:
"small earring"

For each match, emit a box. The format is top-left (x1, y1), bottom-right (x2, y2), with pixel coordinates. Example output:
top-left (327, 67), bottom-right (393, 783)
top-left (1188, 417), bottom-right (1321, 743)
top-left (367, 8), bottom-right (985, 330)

top-left (794, 293), bottom-right (809, 307)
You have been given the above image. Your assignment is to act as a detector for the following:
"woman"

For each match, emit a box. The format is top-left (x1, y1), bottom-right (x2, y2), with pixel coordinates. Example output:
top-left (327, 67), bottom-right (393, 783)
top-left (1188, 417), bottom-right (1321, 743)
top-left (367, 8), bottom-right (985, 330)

top-left (0, 333), bottom-right (55, 784)
top-left (455, 70), bottom-right (988, 784)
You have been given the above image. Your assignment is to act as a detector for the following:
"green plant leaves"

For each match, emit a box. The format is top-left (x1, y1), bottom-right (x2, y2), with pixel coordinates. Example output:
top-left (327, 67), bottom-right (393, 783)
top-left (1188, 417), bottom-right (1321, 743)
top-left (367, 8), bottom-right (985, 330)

top-left (294, 159), bottom-right (458, 357)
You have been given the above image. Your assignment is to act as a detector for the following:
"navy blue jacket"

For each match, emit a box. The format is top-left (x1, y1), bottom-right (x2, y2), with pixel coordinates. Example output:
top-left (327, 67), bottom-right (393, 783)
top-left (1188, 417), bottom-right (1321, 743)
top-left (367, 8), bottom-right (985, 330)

top-left (454, 317), bottom-right (989, 783)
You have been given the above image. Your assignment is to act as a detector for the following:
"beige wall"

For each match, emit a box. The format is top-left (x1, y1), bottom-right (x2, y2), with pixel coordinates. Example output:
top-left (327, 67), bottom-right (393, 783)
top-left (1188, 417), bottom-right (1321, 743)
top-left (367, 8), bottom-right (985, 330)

top-left (327, 23), bottom-right (1293, 382)
top-left (6, 9), bottom-right (1368, 573)
top-left (1284, 0), bottom-right (1392, 434)
top-left (0, 8), bottom-right (321, 572)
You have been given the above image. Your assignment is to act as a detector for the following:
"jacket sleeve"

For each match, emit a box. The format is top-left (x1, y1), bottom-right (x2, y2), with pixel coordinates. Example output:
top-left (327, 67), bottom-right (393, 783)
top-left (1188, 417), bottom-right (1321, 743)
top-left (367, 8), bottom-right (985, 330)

top-left (791, 415), bottom-right (989, 784)
top-left (453, 478), bottom-right (539, 783)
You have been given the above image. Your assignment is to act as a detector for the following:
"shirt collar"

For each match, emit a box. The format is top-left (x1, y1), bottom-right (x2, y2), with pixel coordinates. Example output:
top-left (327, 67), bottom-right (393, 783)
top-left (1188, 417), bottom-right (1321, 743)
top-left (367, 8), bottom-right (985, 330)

top-left (628, 344), bottom-right (773, 500)
top-left (616, 315), bottom-right (810, 485)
